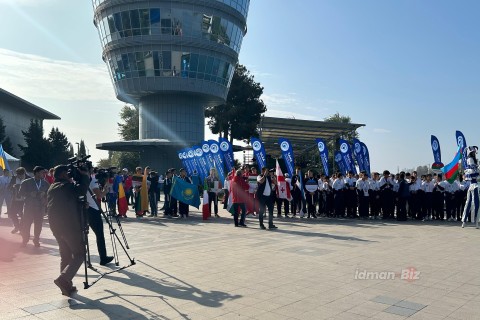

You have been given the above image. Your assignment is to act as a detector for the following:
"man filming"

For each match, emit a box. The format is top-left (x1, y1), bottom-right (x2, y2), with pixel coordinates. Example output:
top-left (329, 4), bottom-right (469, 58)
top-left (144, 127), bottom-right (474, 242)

top-left (87, 168), bottom-right (114, 266)
top-left (47, 165), bottom-right (90, 296)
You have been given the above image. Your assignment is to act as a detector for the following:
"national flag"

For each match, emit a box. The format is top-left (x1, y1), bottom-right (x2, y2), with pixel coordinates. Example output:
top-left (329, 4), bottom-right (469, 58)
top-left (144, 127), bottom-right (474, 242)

top-left (202, 178), bottom-right (210, 220)
top-left (0, 144), bottom-right (10, 171)
top-left (135, 168), bottom-right (149, 215)
top-left (117, 182), bottom-right (128, 216)
top-left (170, 176), bottom-right (200, 208)
top-left (441, 146), bottom-right (462, 183)
top-left (276, 160), bottom-right (292, 201)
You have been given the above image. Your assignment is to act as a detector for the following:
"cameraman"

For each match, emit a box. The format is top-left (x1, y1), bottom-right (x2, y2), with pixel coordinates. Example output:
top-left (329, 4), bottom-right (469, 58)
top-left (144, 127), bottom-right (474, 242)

top-left (86, 168), bottom-right (114, 265)
top-left (47, 165), bottom-right (89, 296)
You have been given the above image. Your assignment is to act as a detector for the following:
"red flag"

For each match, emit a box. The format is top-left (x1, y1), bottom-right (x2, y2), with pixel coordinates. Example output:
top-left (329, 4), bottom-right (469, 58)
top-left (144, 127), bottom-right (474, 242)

top-left (117, 182), bottom-right (128, 216)
top-left (276, 160), bottom-right (292, 201)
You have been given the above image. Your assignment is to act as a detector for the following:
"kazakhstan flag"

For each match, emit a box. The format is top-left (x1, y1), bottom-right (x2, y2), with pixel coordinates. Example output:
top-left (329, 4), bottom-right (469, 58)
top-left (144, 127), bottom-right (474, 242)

top-left (0, 144), bottom-right (10, 171)
top-left (170, 176), bottom-right (200, 208)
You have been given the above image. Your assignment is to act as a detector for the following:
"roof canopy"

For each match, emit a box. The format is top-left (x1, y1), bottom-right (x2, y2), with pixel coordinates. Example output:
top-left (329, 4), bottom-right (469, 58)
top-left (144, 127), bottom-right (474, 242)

top-left (259, 116), bottom-right (365, 157)
top-left (0, 88), bottom-right (60, 120)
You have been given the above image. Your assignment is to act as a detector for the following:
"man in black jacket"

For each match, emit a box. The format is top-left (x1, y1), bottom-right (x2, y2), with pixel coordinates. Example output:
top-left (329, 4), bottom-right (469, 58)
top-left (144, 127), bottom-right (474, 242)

top-left (47, 165), bottom-right (90, 296)
top-left (256, 167), bottom-right (277, 230)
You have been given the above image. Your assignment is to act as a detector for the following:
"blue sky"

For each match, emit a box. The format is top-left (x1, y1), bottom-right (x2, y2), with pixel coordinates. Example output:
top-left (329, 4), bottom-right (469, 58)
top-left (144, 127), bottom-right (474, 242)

top-left (0, 0), bottom-right (479, 171)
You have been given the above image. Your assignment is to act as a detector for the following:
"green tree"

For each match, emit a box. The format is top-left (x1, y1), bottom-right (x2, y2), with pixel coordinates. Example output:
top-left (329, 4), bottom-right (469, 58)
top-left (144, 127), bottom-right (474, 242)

top-left (0, 116), bottom-right (14, 155)
top-left (118, 105), bottom-right (139, 140)
top-left (48, 127), bottom-right (71, 166)
top-left (18, 119), bottom-right (52, 171)
top-left (68, 144), bottom-right (75, 157)
top-left (79, 139), bottom-right (87, 157)
top-left (205, 64), bottom-right (267, 143)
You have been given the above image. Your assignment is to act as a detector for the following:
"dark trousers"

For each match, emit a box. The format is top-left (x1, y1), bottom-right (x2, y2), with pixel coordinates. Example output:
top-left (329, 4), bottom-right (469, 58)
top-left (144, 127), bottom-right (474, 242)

top-left (445, 193), bottom-right (455, 219)
top-left (334, 191), bottom-right (344, 216)
top-left (170, 197), bottom-right (178, 214)
top-left (397, 197), bottom-right (408, 221)
top-left (358, 195), bottom-right (369, 218)
top-left (9, 201), bottom-right (23, 229)
top-left (292, 194), bottom-right (301, 215)
top-left (179, 201), bottom-right (189, 217)
top-left (306, 193), bottom-right (317, 217)
top-left (346, 189), bottom-right (357, 216)
top-left (433, 192), bottom-right (444, 219)
top-left (223, 190), bottom-right (229, 209)
top-left (164, 193), bottom-right (171, 214)
top-left (208, 192), bottom-right (218, 214)
top-left (53, 230), bottom-right (85, 284)
top-left (233, 203), bottom-right (246, 226)
top-left (276, 198), bottom-right (290, 216)
top-left (258, 195), bottom-right (274, 226)
top-left (21, 211), bottom-right (43, 243)
top-left (381, 190), bottom-right (394, 219)
top-left (149, 192), bottom-right (157, 215)
top-left (87, 207), bottom-right (108, 260)
top-left (370, 191), bottom-right (380, 217)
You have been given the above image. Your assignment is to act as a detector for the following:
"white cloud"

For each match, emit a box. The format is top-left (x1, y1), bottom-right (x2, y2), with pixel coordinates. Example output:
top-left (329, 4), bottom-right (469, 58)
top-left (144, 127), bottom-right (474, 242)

top-left (373, 128), bottom-right (392, 134)
top-left (262, 93), bottom-right (298, 108)
top-left (0, 48), bottom-right (117, 102)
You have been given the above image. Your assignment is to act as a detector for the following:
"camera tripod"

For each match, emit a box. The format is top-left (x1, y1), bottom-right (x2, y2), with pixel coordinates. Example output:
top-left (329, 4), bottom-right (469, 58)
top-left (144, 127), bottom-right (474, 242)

top-left (80, 188), bottom-right (135, 289)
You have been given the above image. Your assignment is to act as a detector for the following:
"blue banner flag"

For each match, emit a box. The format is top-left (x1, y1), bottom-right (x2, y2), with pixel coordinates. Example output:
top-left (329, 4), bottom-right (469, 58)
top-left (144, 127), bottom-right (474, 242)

top-left (334, 151), bottom-right (346, 174)
top-left (315, 138), bottom-right (329, 176)
top-left (182, 149), bottom-right (194, 176)
top-left (278, 138), bottom-right (295, 177)
top-left (352, 139), bottom-right (365, 173)
top-left (193, 145), bottom-right (209, 180)
top-left (360, 142), bottom-right (371, 176)
top-left (251, 137), bottom-right (267, 171)
top-left (339, 139), bottom-right (357, 174)
top-left (219, 137), bottom-right (235, 172)
top-left (456, 131), bottom-right (467, 170)
top-left (187, 148), bottom-right (200, 177)
top-left (430, 135), bottom-right (444, 171)
top-left (202, 141), bottom-right (215, 170)
top-left (178, 149), bottom-right (191, 175)
top-left (208, 140), bottom-right (226, 185)
top-left (170, 176), bottom-right (200, 208)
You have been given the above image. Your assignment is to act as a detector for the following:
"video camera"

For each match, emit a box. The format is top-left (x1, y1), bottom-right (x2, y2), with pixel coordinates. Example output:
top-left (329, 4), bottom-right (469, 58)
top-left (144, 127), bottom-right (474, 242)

top-left (67, 155), bottom-right (93, 182)
top-left (95, 167), bottom-right (117, 188)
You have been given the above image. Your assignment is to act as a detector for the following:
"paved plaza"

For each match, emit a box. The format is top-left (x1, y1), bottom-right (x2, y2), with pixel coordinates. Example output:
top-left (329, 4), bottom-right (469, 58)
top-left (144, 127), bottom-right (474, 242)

top-left (1, 204), bottom-right (480, 320)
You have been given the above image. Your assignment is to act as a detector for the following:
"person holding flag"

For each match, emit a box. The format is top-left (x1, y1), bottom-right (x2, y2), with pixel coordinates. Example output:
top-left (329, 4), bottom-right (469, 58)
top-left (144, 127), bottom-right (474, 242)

top-left (460, 146), bottom-right (480, 228)
top-left (275, 160), bottom-right (292, 218)
top-left (256, 167), bottom-right (277, 230)
top-left (204, 168), bottom-right (220, 217)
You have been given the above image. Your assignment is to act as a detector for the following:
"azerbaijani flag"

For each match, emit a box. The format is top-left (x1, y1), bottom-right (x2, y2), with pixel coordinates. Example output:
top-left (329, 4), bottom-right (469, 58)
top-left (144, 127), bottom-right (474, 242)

top-left (441, 146), bottom-right (462, 183)
top-left (117, 182), bottom-right (128, 217)
top-left (0, 144), bottom-right (10, 171)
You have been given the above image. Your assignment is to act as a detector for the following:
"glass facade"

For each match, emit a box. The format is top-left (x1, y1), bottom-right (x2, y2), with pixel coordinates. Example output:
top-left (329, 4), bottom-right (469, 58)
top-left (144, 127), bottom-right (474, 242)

top-left (96, 8), bottom-right (244, 53)
top-left (92, 0), bottom-right (250, 18)
top-left (107, 50), bottom-right (234, 87)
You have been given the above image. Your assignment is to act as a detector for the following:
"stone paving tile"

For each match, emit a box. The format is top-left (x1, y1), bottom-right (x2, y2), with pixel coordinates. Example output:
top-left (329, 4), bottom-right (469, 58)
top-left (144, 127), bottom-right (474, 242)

top-left (383, 305), bottom-right (418, 317)
top-left (2, 205), bottom-right (480, 319)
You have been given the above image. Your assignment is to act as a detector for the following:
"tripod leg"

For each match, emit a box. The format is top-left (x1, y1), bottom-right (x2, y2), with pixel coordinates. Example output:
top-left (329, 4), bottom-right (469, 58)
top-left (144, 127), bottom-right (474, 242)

top-left (115, 215), bottom-right (130, 249)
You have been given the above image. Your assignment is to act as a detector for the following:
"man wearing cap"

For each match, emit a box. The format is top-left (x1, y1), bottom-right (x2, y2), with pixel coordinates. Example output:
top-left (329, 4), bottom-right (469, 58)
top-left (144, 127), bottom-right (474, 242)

top-left (47, 164), bottom-right (90, 296)
top-left (19, 166), bottom-right (50, 247)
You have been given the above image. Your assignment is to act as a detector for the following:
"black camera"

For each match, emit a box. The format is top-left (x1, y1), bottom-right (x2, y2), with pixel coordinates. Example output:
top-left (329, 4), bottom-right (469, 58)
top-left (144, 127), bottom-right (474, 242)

top-left (95, 167), bottom-right (117, 187)
top-left (67, 155), bottom-right (93, 182)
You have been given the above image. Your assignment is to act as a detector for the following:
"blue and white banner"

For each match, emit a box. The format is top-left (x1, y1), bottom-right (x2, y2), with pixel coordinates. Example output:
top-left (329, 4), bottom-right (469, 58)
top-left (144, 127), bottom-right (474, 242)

top-left (219, 137), bottom-right (235, 172)
top-left (208, 139), bottom-right (226, 184)
top-left (187, 148), bottom-right (202, 179)
top-left (183, 149), bottom-right (195, 176)
top-left (431, 135), bottom-right (442, 164)
top-left (193, 145), bottom-right (209, 180)
top-left (352, 139), bottom-right (365, 173)
top-left (251, 137), bottom-right (267, 171)
top-left (315, 138), bottom-right (329, 176)
top-left (278, 137), bottom-right (295, 178)
top-left (334, 151), bottom-right (346, 174)
top-left (178, 150), bottom-right (188, 174)
top-left (339, 139), bottom-right (357, 174)
top-left (360, 142), bottom-right (371, 176)
top-left (202, 141), bottom-right (215, 170)
top-left (456, 130), bottom-right (467, 170)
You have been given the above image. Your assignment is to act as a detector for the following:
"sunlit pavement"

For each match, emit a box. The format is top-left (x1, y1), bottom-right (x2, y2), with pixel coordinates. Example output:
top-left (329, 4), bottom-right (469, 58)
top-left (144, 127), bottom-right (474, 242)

top-left (1, 203), bottom-right (480, 320)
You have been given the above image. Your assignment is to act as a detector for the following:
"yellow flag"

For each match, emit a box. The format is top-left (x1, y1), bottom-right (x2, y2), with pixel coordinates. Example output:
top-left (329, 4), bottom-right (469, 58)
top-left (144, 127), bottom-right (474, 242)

top-left (141, 168), bottom-right (149, 211)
